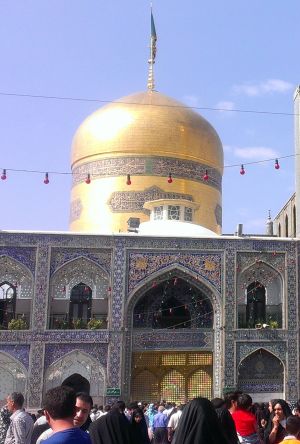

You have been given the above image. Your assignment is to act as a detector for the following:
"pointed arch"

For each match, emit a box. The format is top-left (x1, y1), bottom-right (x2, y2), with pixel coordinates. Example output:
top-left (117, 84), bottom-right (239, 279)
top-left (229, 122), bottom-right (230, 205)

top-left (0, 351), bottom-right (28, 402)
top-left (285, 215), bottom-right (289, 237)
top-left (293, 205), bottom-right (296, 237)
top-left (44, 350), bottom-right (106, 400)
top-left (237, 261), bottom-right (283, 328)
top-left (237, 348), bottom-right (284, 395)
top-left (188, 368), bottom-right (212, 399)
top-left (161, 370), bottom-right (185, 403)
top-left (126, 264), bottom-right (222, 329)
top-left (0, 255), bottom-right (33, 299)
top-left (51, 256), bottom-right (109, 300)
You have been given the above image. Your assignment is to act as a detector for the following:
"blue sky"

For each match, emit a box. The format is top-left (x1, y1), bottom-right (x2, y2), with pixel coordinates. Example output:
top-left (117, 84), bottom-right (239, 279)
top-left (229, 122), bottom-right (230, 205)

top-left (0, 0), bottom-right (299, 234)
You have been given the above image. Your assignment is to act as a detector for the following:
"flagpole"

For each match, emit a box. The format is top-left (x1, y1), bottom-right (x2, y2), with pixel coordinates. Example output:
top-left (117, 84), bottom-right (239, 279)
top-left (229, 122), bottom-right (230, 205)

top-left (147, 6), bottom-right (157, 91)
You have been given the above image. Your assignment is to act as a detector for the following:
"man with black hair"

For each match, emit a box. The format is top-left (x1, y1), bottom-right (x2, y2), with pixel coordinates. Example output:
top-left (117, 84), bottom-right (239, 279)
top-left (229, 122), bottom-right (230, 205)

top-left (278, 416), bottom-right (300, 444)
top-left (42, 386), bottom-right (91, 444)
top-left (73, 393), bottom-right (93, 431)
top-left (5, 392), bottom-right (33, 444)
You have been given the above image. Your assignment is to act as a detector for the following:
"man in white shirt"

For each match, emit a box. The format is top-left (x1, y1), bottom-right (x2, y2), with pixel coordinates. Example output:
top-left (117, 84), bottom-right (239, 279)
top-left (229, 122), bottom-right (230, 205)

top-left (4, 392), bottom-right (34, 444)
top-left (167, 405), bottom-right (183, 442)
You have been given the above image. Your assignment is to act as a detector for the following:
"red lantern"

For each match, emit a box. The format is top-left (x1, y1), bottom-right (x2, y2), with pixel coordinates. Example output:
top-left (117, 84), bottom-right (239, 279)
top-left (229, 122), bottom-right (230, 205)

top-left (126, 174), bottom-right (131, 185)
top-left (240, 164), bottom-right (245, 175)
top-left (85, 173), bottom-right (91, 184)
top-left (1, 169), bottom-right (7, 180)
top-left (275, 159), bottom-right (280, 169)
top-left (152, 281), bottom-right (157, 288)
top-left (167, 173), bottom-right (173, 183)
top-left (44, 172), bottom-right (49, 184)
top-left (203, 170), bottom-right (209, 181)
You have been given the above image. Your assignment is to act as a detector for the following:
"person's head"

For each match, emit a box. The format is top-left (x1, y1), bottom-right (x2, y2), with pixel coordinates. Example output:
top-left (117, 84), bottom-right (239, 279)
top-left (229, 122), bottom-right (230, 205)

top-left (158, 405), bottom-right (165, 413)
top-left (237, 393), bottom-right (252, 411)
top-left (44, 386), bottom-right (76, 424)
top-left (224, 391), bottom-right (241, 412)
top-left (132, 408), bottom-right (144, 424)
top-left (127, 402), bottom-right (138, 414)
top-left (273, 399), bottom-right (292, 420)
top-left (73, 393), bottom-right (93, 428)
top-left (6, 392), bottom-right (24, 413)
top-left (286, 416), bottom-right (300, 438)
top-left (104, 404), bottom-right (111, 413)
top-left (211, 398), bottom-right (226, 409)
top-left (112, 401), bottom-right (126, 414)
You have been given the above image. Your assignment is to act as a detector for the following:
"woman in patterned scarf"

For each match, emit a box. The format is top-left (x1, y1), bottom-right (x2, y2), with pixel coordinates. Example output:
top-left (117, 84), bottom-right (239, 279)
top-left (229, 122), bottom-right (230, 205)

top-left (145, 404), bottom-right (157, 442)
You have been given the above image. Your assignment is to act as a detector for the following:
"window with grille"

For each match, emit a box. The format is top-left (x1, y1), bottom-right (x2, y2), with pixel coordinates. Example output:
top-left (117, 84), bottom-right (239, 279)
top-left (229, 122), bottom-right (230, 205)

top-left (168, 205), bottom-right (180, 220)
top-left (184, 207), bottom-right (193, 222)
top-left (154, 206), bottom-right (164, 220)
top-left (131, 351), bottom-right (213, 402)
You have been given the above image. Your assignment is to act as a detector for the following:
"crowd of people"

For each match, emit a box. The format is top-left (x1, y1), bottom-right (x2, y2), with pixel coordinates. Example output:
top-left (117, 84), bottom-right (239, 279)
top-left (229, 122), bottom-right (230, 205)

top-left (1, 388), bottom-right (300, 444)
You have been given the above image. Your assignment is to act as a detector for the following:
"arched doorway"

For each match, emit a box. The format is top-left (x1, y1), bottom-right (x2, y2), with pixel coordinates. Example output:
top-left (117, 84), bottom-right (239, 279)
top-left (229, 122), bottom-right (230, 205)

top-left (62, 373), bottom-right (90, 394)
top-left (130, 275), bottom-right (215, 401)
top-left (238, 349), bottom-right (284, 402)
top-left (0, 282), bottom-right (16, 327)
top-left (133, 277), bottom-right (213, 329)
top-left (246, 282), bottom-right (266, 328)
top-left (69, 283), bottom-right (92, 325)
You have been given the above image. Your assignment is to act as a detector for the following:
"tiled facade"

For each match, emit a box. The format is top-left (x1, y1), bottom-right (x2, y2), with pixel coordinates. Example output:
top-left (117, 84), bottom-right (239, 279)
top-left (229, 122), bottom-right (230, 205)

top-left (0, 231), bottom-right (298, 407)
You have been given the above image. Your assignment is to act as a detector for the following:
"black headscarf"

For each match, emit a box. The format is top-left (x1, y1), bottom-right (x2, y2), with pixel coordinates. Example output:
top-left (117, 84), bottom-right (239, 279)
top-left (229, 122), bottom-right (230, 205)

top-left (131, 408), bottom-right (150, 444)
top-left (89, 408), bottom-right (133, 444)
top-left (171, 397), bottom-right (228, 444)
top-left (264, 399), bottom-right (292, 444)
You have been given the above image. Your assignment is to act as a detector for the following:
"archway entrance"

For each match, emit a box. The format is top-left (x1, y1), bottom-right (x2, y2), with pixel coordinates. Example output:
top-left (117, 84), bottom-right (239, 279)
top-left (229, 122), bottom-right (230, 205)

top-left (62, 373), bottom-right (90, 394)
top-left (238, 349), bottom-right (284, 402)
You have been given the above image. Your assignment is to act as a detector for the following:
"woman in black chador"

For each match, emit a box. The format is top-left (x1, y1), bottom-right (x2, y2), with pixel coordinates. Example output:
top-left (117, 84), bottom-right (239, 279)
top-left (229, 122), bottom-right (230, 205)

top-left (89, 405), bottom-right (133, 444)
top-left (171, 397), bottom-right (228, 444)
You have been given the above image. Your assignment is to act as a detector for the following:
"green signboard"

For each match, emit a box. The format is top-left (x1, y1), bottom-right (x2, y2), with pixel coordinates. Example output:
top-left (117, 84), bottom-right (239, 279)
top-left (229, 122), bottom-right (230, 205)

top-left (106, 387), bottom-right (121, 396)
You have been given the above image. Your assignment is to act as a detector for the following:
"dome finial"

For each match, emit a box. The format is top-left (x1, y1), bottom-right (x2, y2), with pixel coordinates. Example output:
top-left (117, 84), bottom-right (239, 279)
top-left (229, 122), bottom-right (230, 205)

top-left (147, 5), bottom-right (157, 91)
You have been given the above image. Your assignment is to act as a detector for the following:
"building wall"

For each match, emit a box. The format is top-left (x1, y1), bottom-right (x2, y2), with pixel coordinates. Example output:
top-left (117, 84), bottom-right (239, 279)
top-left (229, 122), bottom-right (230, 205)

top-left (0, 231), bottom-right (298, 407)
top-left (274, 193), bottom-right (296, 238)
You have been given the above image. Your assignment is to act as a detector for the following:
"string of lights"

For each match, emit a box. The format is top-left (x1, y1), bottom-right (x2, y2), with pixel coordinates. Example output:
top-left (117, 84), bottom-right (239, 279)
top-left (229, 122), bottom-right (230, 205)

top-left (0, 153), bottom-right (296, 184)
top-left (0, 90), bottom-right (298, 117)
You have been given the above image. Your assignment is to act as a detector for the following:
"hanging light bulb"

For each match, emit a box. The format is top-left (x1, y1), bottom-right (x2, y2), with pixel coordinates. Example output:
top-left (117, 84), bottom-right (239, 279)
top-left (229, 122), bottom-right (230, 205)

top-left (275, 159), bottom-right (280, 170)
top-left (1, 169), bottom-right (7, 180)
top-left (44, 172), bottom-right (49, 184)
top-left (240, 164), bottom-right (245, 175)
top-left (126, 174), bottom-right (131, 185)
top-left (85, 173), bottom-right (91, 184)
top-left (203, 170), bottom-right (209, 181)
top-left (167, 173), bottom-right (173, 183)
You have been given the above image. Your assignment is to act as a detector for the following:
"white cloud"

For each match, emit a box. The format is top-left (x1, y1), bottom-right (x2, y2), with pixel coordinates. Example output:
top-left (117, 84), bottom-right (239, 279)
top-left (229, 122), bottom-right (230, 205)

top-left (182, 95), bottom-right (200, 107)
top-left (223, 145), bottom-right (233, 153)
top-left (215, 101), bottom-right (236, 116)
top-left (233, 79), bottom-right (293, 96)
top-left (233, 146), bottom-right (279, 160)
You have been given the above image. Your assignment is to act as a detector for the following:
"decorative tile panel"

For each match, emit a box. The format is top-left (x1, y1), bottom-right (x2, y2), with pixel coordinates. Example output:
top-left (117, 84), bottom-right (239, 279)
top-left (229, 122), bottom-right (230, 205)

top-left (44, 343), bottom-right (108, 368)
top-left (109, 186), bottom-right (193, 212)
top-left (71, 156), bottom-right (222, 191)
top-left (128, 252), bottom-right (222, 293)
top-left (0, 345), bottom-right (30, 369)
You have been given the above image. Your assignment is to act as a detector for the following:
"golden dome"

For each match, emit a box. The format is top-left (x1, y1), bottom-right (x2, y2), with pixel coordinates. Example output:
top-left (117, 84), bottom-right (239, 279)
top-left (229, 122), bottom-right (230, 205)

top-left (71, 91), bottom-right (223, 171)
top-left (70, 90), bottom-right (224, 235)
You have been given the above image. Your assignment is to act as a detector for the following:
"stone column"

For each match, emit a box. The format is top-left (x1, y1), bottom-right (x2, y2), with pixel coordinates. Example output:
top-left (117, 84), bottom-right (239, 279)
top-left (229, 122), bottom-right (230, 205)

top-left (27, 244), bottom-right (50, 408)
top-left (223, 247), bottom-right (236, 391)
top-left (106, 238), bottom-right (126, 402)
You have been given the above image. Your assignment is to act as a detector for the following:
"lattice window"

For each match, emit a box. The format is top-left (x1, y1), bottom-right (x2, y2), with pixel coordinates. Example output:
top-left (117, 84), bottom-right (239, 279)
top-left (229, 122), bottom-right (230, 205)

top-left (161, 370), bottom-right (185, 403)
top-left (154, 206), bottom-right (164, 220)
top-left (162, 354), bottom-right (186, 366)
top-left (184, 207), bottom-right (193, 222)
top-left (168, 205), bottom-right (180, 220)
top-left (188, 369), bottom-right (212, 399)
top-left (131, 352), bottom-right (213, 402)
top-left (187, 353), bottom-right (213, 366)
top-left (131, 370), bottom-right (159, 402)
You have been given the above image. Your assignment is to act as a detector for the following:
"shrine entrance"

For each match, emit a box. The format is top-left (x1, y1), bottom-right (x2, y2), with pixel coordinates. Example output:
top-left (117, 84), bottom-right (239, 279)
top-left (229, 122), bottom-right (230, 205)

top-left (131, 351), bottom-right (213, 403)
